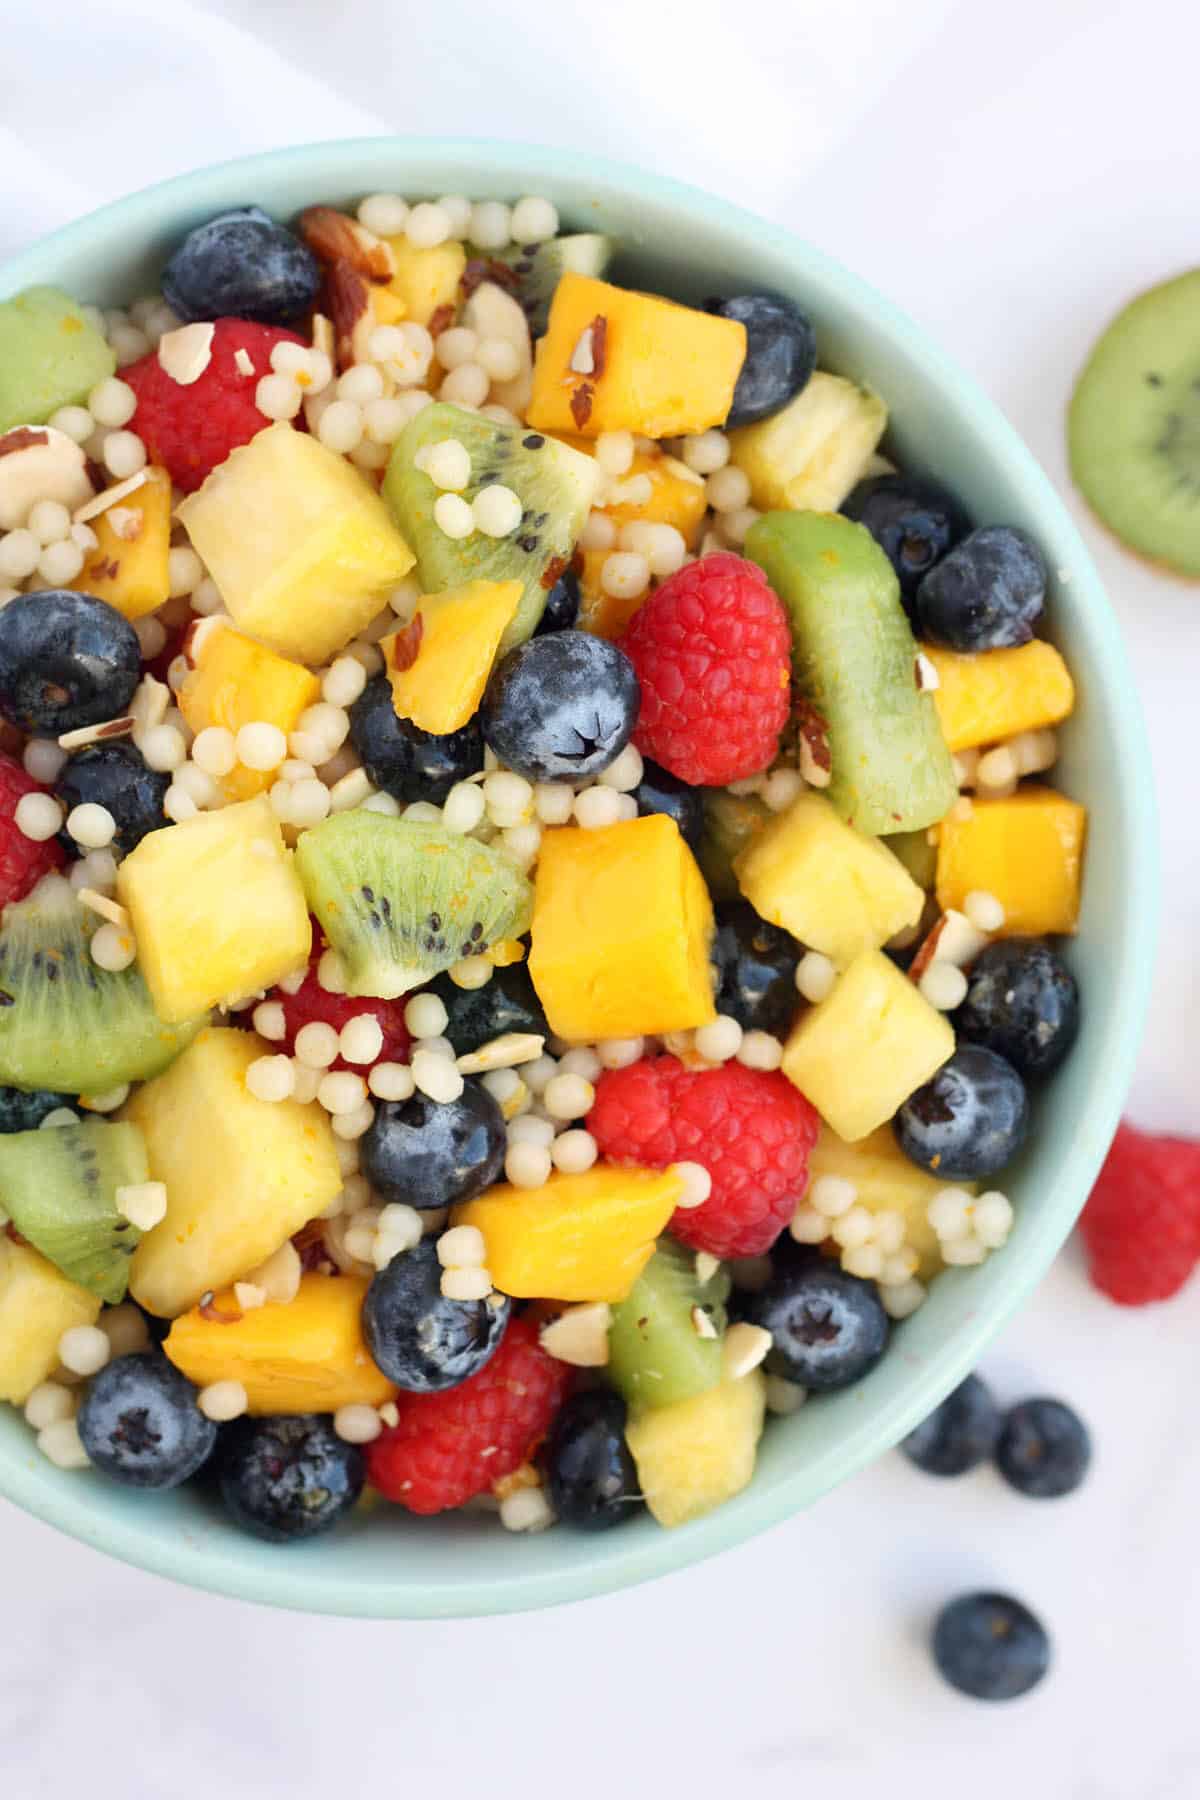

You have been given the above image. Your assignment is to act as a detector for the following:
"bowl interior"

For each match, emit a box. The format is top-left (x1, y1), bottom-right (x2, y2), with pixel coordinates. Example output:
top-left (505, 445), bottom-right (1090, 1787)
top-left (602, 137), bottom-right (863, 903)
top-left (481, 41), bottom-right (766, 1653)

top-left (0, 139), bottom-right (1155, 1618)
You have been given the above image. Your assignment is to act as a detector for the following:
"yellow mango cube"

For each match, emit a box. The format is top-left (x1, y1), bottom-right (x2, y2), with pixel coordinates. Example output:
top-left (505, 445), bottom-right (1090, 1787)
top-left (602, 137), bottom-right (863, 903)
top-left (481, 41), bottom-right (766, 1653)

top-left (529, 814), bottom-right (716, 1038)
top-left (384, 239), bottom-right (466, 325)
top-left (179, 621), bottom-right (320, 800)
top-left (924, 640), bottom-right (1076, 752)
top-left (782, 950), bottom-right (954, 1141)
top-left (556, 437), bottom-right (710, 547)
top-left (936, 787), bottom-right (1086, 935)
top-left (69, 465), bottom-right (171, 620)
top-left (807, 1124), bottom-right (977, 1278)
top-left (0, 1238), bottom-right (102, 1404)
top-left (527, 273), bottom-right (746, 439)
top-left (117, 796), bottom-right (311, 1021)
top-left (625, 1369), bottom-right (766, 1528)
top-left (383, 578), bottom-right (521, 734)
top-left (728, 372), bottom-right (887, 512)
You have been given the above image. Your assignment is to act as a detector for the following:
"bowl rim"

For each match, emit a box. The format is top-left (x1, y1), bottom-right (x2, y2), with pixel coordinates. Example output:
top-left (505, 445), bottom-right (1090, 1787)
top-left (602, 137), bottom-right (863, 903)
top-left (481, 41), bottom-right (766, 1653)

top-left (0, 135), bottom-right (1158, 1618)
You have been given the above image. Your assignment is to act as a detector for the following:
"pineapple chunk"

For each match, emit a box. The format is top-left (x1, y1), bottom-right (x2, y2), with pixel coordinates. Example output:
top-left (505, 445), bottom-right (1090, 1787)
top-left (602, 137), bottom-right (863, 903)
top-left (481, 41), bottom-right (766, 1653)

top-left (0, 1237), bottom-right (101, 1404)
top-left (128, 1027), bottom-right (341, 1317)
top-left (178, 423), bottom-right (415, 664)
top-left (808, 1124), bottom-right (977, 1278)
top-left (179, 621), bottom-right (320, 801)
top-left (529, 814), bottom-right (716, 1038)
top-left (117, 796), bottom-right (311, 1021)
top-left (936, 788), bottom-right (1086, 935)
top-left (923, 641), bottom-right (1075, 752)
top-left (728, 373), bottom-right (887, 512)
top-left (69, 465), bottom-right (171, 620)
top-left (782, 950), bottom-right (954, 1142)
top-left (527, 273), bottom-right (746, 439)
top-left (383, 579), bottom-right (521, 734)
top-left (625, 1369), bottom-right (766, 1528)
top-left (384, 239), bottom-right (466, 326)
top-left (165, 1273), bottom-right (394, 1412)
top-left (735, 792), bottom-right (924, 966)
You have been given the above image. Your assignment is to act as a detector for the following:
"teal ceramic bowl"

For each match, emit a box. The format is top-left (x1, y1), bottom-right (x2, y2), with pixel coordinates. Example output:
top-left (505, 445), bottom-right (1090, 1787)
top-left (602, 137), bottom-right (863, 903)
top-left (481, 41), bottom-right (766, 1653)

top-left (0, 139), bottom-right (1156, 1618)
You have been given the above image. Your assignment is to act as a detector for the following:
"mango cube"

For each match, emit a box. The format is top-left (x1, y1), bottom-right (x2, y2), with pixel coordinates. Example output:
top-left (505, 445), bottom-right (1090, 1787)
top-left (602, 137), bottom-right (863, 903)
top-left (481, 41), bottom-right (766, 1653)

top-left (625, 1369), bottom-right (766, 1528)
top-left (782, 949), bottom-right (954, 1141)
top-left (383, 238), bottom-right (466, 325)
top-left (556, 437), bottom-right (709, 546)
top-left (0, 1238), bottom-right (102, 1404)
top-left (179, 621), bottom-right (320, 801)
top-left (117, 796), bottom-right (311, 1021)
top-left (727, 372), bottom-right (887, 512)
top-left (936, 787), bottom-right (1086, 936)
top-left (69, 465), bottom-right (171, 620)
top-left (924, 640), bottom-right (1075, 752)
top-left (383, 578), bottom-right (521, 734)
top-left (178, 423), bottom-right (415, 664)
top-left (529, 814), bottom-right (716, 1038)
top-left (807, 1124), bottom-right (977, 1278)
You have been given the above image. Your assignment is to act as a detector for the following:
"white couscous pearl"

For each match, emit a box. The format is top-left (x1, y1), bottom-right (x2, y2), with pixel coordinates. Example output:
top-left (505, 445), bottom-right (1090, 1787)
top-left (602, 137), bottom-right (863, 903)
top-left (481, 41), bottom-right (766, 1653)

top-left (24, 1381), bottom-right (77, 1430)
top-left (357, 192), bottom-right (409, 235)
top-left (789, 1204), bottom-right (829, 1244)
top-left (38, 1418), bottom-right (91, 1469)
top-left (976, 745), bottom-right (1018, 793)
top-left (402, 800), bottom-right (442, 824)
top-left (67, 803), bottom-right (117, 849)
top-left (134, 615), bottom-right (168, 659)
top-left (484, 769), bottom-right (532, 825)
top-left (505, 1141), bottom-right (552, 1188)
top-left (595, 431), bottom-right (635, 477)
top-left (941, 1236), bottom-right (986, 1267)
top-left (919, 961), bottom-right (969, 1012)
top-left (973, 1190), bottom-right (1015, 1248)
top-left (578, 512), bottom-right (617, 552)
top-left (173, 763), bottom-right (219, 807)
top-left (443, 781), bottom-right (486, 834)
top-left (405, 200), bottom-right (452, 248)
top-left (879, 1250), bottom-right (920, 1287)
top-left (499, 1484), bottom-right (556, 1533)
top-left (88, 376), bottom-right (137, 428)
top-left (475, 338), bottom-right (522, 383)
top-left (449, 955), bottom-right (492, 990)
top-left (334, 1402), bottom-right (384, 1444)
top-left (423, 437), bottom-right (472, 490)
top-left (368, 1061), bottom-right (415, 1102)
top-left (340, 1015), bottom-right (384, 1065)
top-left (292, 702), bottom-right (350, 764)
top-left (198, 1380), bottom-right (248, 1423)
top-left (295, 1021), bottom-right (340, 1069)
top-left (737, 1030), bottom-right (784, 1071)
top-left (436, 1224), bottom-right (487, 1269)
top-left (693, 1015), bottom-right (744, 1063)
top-left (596, 744), bottom-right (643, 792)
top-left (15, 793), bottom-right (64, 841)
top-left (191, 576), bottom-right (225, 616)
top-left (441, 362), bottom-right (490, 409)
top-left (597, 1036), bottom-right (644, 1070)
top-left (90, 922), bottom-right (136, 971)
top-left (252, 1000), bottom-right (288, 1042)
top-left (319, 1071), bottom-right (369, 1115)
top-left (0, 529), bottom-right (41, 580)
top-left (809, 1174), bottom-right (857, 1219)
top-left (670, 1161), bottom-right (713, 1210)
top-left (168, 545), bottom-right (204, 597)
top-left (573, 786), bottom-right (622, 830)
top-left (163, 785), bottom-right (198, 823)
top-left (317, 399), bottom-right (364, 455)
top-left (411, 1047), bottom-right (464, 1104)
top-left (246, 1054), bottom-right (296, 1102)
top-left (23, 739), bottom-right (67, 784)
top-left (830, 1204), bottom-right (876, 1249)
top-left (618, 520), bottom-right (687, 578)
top-left (337, 363), bottom-right (385, 406)
top-left (681, 429), bottom-right (730, 475)
top-left (882, 1278), bottom-right (927, 1319)
top-left (706, 464), bottom-right (752, 513)
top-left (719, 505), bottom-right (760, 547)
top-left (139, 723), bottom-right (188, 772)
top-left (101, 1303), bottom-right (151, 1357)
top-left (434, 492), bottom-right (475, 540)
top-left (470, 200), bottom-right (512, 249)
top-left (364, 396), bottom-right (416, 445)
top-left (102, 430), bottom-right (148, 479)
top-left (964, 889), bottom-right (1006, 933)
top-left (49, 404), bottom-right (95, 442)
top-left (236, 721), bottom-right (288, 772)
top-left (288, 778), bottom-right (331, 826)
top-left (927, 1186), bottom-right (975, 1241)
top-left (441, 1266), bottom-right (493, 1301)
top-left (796, 950), bottom-right (837, 1004)
top-left (256, 372), bottom-right (303, 422)
top-left (842, 1243), bottom-right (885, 1280)
top-left (501, 821), bottom-right (541, 866)
top-left (191, 726), bottom-right (237, 778)
top-left (600, 551), bottom-right (650, 600)
top-left (37, 539), bottom-right (85, 585)
top-left (763, 767), bottom-right (805, 813)
top-left (871, 1210), bottom-right (907, 1255)
top-left (556, 1047), bottom-right (601, 1082)
top-left (58, 1324), bottom-right (111, 1377)
top-left (405, 992), bottom-right (449, 1039)
top-left (551, 1129), bottom-right (598, 1174)
top-left (507, 1114), bottom-right (555, 1148)
top-left (534, 782), bottom-right (574, 825)
top-left (27, 499), bottom-right (73, 544)
top-left (84, 1084), bottom-right (130, 1115)
top-left (434, 328), bottom-right (479, 372)
top-left (437, 194), bottom-right (473, 238)
top-left (510, 196), bottom-right (559, 242)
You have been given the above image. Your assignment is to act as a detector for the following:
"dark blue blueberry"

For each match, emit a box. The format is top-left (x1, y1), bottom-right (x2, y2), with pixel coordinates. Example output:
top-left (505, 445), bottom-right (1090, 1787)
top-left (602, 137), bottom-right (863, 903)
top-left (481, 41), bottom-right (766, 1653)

top-left (480, 630), bottom-right (639, 783)
top-left (895, 1045), bottom-right (1029, 1180)
top-left (915, 525), bottom-right (1047, 651)
top-left (161, 205), bottom-right (321, 327)
top-left (430, 960), bottom-right (546, 1057)
top-left (842, 473), bottom-right (972, 605)
top-left (0, 1086), bottom-right (78, 1131)
top-left (932, 1592), bottom-right (1051, 1700)
top-left (55, 741), bottom-right (169, 853)
top-left (363, 1236), bottom-right (510, 1392)
top-left (710, 900), bottom-right (799, 1036)
top-left (77, 1352), bottom-right (217, 1489)
top-left (955, 940), bottom-right (1079, 1079)
top-left (0, 591), bottom-right (139, 736)
top-left (542, 1389), bottom-right (642, 1531)
top-left (535, 564), bottom-right (581, 634)
top-left (349, 673), bottom-right (483, 803)
top-left (995, 1397), bottom-right (1091, 1499)
top-left (632, 758), bottom-right (704, 850)
top-left (361, 1080), bottom-right (506, 1211)
top-left (710, 293), bottom-right (817, 428)
top-left (217, 1413), bottom-right (364, 1543)
top-left (901, 1372), bottom-right (1002, 1476)
top-left (747, 1251), bottom-right (889, 1390)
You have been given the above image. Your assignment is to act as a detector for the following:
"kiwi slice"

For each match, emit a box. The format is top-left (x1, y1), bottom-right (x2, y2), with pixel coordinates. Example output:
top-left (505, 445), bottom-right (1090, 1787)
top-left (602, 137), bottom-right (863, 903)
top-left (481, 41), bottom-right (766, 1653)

top-left (0, 875), bottom-right (206, 1094)
top-left (294, 812), bottom-right (533, 999)
top-left (1068, 270), bottom-right (1200, 576)
top-left (698, 790), bottom-right (772, 903)
top-left (487, 234), bottom-right (615, 336)
top-left (0, 1119), bottom-right (149, 1302)
top-left (383, 402), bottom-right (599, 652)
top-left (608, 1237), bottom-right (731, 1412)
top-left (0, 286), bottom-right (117, 433)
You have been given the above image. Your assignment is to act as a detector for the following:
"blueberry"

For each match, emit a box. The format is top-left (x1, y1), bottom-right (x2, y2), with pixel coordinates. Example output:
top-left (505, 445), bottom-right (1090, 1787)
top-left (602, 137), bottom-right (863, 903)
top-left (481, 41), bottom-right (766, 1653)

top-left (161, 205), bottom-right (321, 327)
top-left (542, 1389), bottom-right (642, 1531)
top-left (77, 1352), bottom-right (217, 1489)
top-left (901, 1372), bottom-right (1002, 1476)
top-left (363, 1237), bottom-right (510, 1392)
top-left (349, 673), bottom-right (483, 803)
top-left (932, 1592), bottom-right (1051, 1701)
top-left (710, 294), bottom-right (817, 428)
top-left (361, 1081), bottom-right (506, 1210)
top-left (480, 631), bottom-right (640, 783)
top-left (430, 960), bottom-right (547, 1057)
top-left (0, 591), bottom-right (140, 735)
top-left (535, 564), bottom-right (581, 634)
top-left (915, 525), bottom-right (1047, 651)
top-left (747, 1251), bottom-right (889, 1390)
top-left (55, 741), bottom-right (169, 853)
top-left (0, 1086), bottom-right (78, 1131)
top-left (217, 1413), bottom-right (364, 1542)
top-left (995, 1397), bottom-right (1091, 1499)
top-left (842, 473), bottom-right (971, 605)
top-left (632, 758), bottom-right (704, 850)
top-left (896, 1046), bottom-right (1029, 1180)
top-left (955, 940), bottom-right (1079, 1079)
top-left (710, 900), bottom-right (799, 1035)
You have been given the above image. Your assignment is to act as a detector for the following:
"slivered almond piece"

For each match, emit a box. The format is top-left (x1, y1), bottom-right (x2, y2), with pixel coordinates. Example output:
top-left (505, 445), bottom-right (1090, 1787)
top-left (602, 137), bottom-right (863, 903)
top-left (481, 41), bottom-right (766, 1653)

top-left (569, 327), bottom-right (596, 375)
top-left (691, 1305), bottom-right (719, 1341)
top-left (300, 206), bottom-right (395, 280)
top-left (661, 454), bottom-right (705, 487)
top-left (455, 1032), bottom-right (545, 1075)
top-left (538, 1303), bottom-right (612, 1368)
top-left (908, 909), bottom-right (988, 984)
top-left (722, 1322), bottom-right (772, 1379)
top-left (107, 506), bottom-right (143, 542)
top-left (73, 468), bottom-right (149, 524)
top-left (233, 347), bottom-right (256, 378)
top-left (78, 889), bottom-right (130, 929)
top-left (311, 312), bottom-right (334, 360)
top-left (57, 715), bottom-right (135, 750)
top-left (157, 321), bottom-right (215, 386)
top-left (129, 674), bottom-right (170, 735)
top-left (325, 259), bottom-right (374, 369)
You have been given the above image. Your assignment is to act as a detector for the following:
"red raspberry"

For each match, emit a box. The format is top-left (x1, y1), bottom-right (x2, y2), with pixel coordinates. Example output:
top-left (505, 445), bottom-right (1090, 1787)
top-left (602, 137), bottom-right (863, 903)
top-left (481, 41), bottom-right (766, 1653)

top-left (619, 553), bottom-right (791, 786)
top-left (266, 937), bottom-right (410, 1072)
top-left (1078, 1121), bottom-right (1200, 1305)
top-left (0, 752), bottom-right (65, 908)
top-left (366, 1316), bottom-right (572, 1513)
top-left (588, 1054), bottom-right (819, 1258)
top-left (123, 317), bottom-right (307, 493)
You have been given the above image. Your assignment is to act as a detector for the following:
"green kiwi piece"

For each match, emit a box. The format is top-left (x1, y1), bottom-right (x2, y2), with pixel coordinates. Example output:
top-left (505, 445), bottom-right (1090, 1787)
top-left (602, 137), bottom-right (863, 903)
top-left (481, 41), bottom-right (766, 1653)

top-left (698, 790), bottom-right (772, 902)
top-left (294, 812), bottom-right (534, 999)
top-left (1068, 270), bottom-right (1200, 576)
top-left (383, 402), bottom-right (599, 653)
top-left (608, 1237), bottom-right (731, 1412)
top-left (0, 875), bottom-right (206, 1094)
top-left (885, 827), bottom-right (938, 890)
top-left (487, 234), bottom-right (615, 336)
top-left (0, 1119), bottom-right (149, 1302)
top-left (0, 286), bottom-right (116, 433)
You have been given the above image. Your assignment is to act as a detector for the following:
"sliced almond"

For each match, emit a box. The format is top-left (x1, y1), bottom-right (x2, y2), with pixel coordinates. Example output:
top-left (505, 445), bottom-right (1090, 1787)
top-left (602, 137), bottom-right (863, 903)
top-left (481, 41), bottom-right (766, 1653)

top-left (78, 889), bottom-right (130, 930)
top-left (299, 206), bottom-right (395, 281)
top-left (241, 1239), bottom-right (301, 1307)
top-left (311, 312), bottom-right (334, 361)
top-left (233, 347), bottom-right (256, 379)
top-left (722, 1321), bottom-right (772, 1379)
top-left (538, 1303), bottom-right (612, 1368)
top-left (73, 468), bottom-right (149, 524)
top-left (107, 506), bottom-right (143, 542)
top-left (660, 454), bottom-right (706, 488)
top-left (157, 321), bottom-right (215, 386)
top-left (914, 651), bottom-right (940, 692)
top-left (695, 1251), bottom-right (721, 1285)
top-left (57, 715), bottom-right (135, 750)
top-left (455, 1032), bottom-right (545, 1075)
top-left (908, 908), bottom-right (988, 984)
top-left (462, 281), bottom-right (533, 415)
top-left (569, 326), bottom-right (596, 375)
top-left (0, 425), bottom-right (93, 531)
top-left (180, 614), bottom-right (225, 669)
top-left (691, 1305), bottom-right (719, 1341)
top-left (129, 674), bottom-right (170, 735)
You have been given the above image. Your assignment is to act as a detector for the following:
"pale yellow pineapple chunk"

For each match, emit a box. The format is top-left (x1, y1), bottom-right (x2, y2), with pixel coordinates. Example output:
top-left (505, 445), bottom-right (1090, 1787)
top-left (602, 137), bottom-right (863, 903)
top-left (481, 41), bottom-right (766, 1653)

top-left (178, 423), bottom-right (415, 664)
top-left (0, 1238), bottom-right (101, 1404)
top-left (625, 1370), bottom-right (766, 1528)
top-left (117, 796), bottom-right (311, 1022)
top-left (127, 1027), bottom-right (341, 1317)
top-left (727, 372), bottom-right (887, 512)
top-left (807, 1124), bottom-right (976, 1278)
top-left (383, 239), bottom-right (467, 326)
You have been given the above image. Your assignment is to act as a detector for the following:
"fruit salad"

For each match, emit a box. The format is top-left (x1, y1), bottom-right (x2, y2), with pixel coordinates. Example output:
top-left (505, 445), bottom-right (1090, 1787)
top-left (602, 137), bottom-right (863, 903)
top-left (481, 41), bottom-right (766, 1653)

top-left (0, 187), bottom-right (1085, 1544)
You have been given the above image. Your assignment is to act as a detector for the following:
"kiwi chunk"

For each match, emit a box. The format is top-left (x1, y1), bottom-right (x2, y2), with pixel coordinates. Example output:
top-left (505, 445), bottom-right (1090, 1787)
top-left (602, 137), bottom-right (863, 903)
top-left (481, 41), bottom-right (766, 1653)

top-left (383, 403), bottom-right (599, 652)
top-left (488, 234), bottom-right (615, 336)
top-left (1068, 270), bottom-right (1200, 576)
top-left (295, 812), bottom-right (533, 999)
top-left (0, 1119), bottom-right (149, 1302)
top-left (886, 827), bottom-right (938, 890)
top-left (0, 286), bottom-right (117, 433)
top-left (0, 875), bottom-right (206, 1094)
top-left (698, 790), bottom-right (772, 902)
top-left (608, 1237), bottom-right (731, 1412)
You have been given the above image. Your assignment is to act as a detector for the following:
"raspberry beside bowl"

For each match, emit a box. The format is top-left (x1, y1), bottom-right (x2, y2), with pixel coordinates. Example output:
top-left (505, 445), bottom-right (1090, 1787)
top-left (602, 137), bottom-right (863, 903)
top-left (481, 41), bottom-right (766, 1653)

top-left (0, 138), bottom-right (1156, 1618)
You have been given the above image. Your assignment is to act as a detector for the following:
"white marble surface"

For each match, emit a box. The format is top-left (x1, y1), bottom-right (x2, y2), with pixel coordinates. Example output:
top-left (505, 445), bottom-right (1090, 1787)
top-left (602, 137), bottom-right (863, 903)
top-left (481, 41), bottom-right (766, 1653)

top-left (2, 2), bottom-right (1198, 1794)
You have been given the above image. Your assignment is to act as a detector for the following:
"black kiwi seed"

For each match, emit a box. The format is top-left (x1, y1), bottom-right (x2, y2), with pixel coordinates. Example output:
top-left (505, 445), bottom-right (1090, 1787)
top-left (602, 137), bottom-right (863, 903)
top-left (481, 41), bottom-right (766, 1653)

top-left (522, 434), bottom-right (545, 449)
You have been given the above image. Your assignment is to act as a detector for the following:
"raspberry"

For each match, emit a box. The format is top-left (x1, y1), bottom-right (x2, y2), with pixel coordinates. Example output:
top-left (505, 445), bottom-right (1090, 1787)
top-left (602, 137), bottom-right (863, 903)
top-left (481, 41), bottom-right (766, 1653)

top-left (123, 318), bottom-right (307, 493)
top-left (1078, 1121), bottom-right (1200, 1305)
top-left (267, 937), bottom-right (410, 1073)
top-left (588, 1055), bottom-right (819, 1258)
top-left (619, 553), bottom-right (791, 786)
top-left (366, 1316), bottom-right (571, 1513)
top-left (0, 752), bottom-right (65, 907)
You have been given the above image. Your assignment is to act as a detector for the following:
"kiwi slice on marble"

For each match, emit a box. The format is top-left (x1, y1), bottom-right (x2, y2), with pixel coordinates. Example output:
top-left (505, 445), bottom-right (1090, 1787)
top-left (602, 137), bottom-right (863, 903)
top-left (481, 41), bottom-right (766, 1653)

top-left (1069, 270), bottom-right (1200, 576)
top-left (608, 1237), bottom-right (731, 1412)
top-left (294, 812), bottom-right (533, 999)
top-left (487, 233), bottom-right (614, 336)
top-left (0, 1118), bottom-right (149, 1302)
top-left (0, 875), bottom-right (206, 1095)
top-left (383, 402), bottom-right (599, 652)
